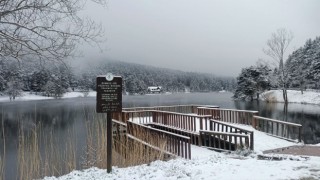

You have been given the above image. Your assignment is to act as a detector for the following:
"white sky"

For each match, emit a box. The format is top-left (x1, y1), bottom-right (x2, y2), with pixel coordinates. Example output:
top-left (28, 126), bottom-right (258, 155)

top-left (78, 0), bottom-right (320, 77)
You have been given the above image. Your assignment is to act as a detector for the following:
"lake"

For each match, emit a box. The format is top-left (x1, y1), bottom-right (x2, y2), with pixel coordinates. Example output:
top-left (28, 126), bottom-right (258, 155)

top-left (0, 92), bottom-right (320, 179)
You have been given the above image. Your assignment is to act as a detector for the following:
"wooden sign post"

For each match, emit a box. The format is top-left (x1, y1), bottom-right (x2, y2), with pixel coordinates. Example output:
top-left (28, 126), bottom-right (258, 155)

top-left (96, 73), bottom-right (122, 173)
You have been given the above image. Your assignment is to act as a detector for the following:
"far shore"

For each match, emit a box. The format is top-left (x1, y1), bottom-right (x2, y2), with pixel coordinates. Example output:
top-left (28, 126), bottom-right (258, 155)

top-left (260, 90), bottom-right (320, 106)
top-left (1, 90), bottom-right (320, 106)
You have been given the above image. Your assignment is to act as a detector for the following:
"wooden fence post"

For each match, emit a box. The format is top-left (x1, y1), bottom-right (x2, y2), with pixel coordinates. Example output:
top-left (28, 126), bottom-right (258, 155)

top-left (250, 131), bottom-right (254, 150)
top-left (252, 115), bottom-right (257, 129)
top-left (298, 126), bottom-right (302, 143)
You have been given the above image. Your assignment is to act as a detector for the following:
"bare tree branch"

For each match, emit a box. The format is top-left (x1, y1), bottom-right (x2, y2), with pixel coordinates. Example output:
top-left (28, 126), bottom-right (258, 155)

top-left (263, 28), bottom-right (294, 103)
top-left (0, 0), bottom-right (105, 63)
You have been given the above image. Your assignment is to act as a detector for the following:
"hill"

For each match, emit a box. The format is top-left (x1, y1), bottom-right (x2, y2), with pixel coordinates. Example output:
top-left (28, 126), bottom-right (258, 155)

top-left (79, 60), bottom-right (236, 94)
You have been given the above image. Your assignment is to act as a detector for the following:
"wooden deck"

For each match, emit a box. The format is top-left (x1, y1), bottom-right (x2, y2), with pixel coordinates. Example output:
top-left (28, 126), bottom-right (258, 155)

top-left (112, 105), bottom-right (303, 159)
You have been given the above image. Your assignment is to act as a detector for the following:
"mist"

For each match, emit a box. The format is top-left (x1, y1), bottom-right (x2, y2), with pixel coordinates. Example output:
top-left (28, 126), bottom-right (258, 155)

top-left (75, 0), bottom-right (320, 77)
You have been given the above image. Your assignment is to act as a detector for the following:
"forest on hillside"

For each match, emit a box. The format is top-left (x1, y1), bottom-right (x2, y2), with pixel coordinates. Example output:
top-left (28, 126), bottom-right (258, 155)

top-left (0, 59), bottom-right (236, 99)
top-left (234, 36), bottom-right (320, 100)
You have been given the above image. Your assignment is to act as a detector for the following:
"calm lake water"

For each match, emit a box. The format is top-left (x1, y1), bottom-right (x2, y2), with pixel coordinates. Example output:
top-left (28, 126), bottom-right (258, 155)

top-left (0, 92), bottom-right (320, 178)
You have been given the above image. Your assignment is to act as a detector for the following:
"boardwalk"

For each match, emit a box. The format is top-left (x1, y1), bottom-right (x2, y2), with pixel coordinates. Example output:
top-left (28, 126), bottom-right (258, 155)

top-left (113, 104), bottom-right (303, 159)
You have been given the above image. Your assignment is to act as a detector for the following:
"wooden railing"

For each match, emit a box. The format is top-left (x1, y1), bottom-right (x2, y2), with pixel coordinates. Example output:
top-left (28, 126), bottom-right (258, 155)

top-left (123, 105), bottom-right (197, 114)
top-left (199, 130), bottom-right (250, 151)
top-left (123, 110), bottom-right (255, 150)
top-left (151, 111), bottom-right (212, 132)
top-left (127, 121), bottom-right (191, 159)
top-left (197, 107), bottom-right (258, 126)
top-left (120, 110), bottom-right (154, 124)
top-left (253, 116), bottom-right (302, 142)
top-left (206, 119), bottom-right (254, 150)
top-left (112, 119), bottom-right (127, 134)
top-left (120, 105), bottom-right (303, 153)
top-left (146, 123), bottom-right (200, 145)
top-left (122, 110), bottom-right (212, 132)
top-left (123, 104), bottom-right (219, 114)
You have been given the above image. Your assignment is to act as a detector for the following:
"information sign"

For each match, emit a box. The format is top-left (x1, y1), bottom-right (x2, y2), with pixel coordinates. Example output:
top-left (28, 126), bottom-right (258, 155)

top-left (96, 75), bottom-right (122, 113)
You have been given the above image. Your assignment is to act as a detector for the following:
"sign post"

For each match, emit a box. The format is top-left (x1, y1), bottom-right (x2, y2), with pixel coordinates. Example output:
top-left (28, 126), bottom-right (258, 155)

top-left (96, 73), bottom-right (122, 173)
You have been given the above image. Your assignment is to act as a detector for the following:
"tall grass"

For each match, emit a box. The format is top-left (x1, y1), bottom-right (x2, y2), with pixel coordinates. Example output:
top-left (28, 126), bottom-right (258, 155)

top-left (6, 109), bottom-right (170, 179)
top-left (17, 121), bottom-right (78, 179)
top-left (0, 112), bottom-right (5, 180)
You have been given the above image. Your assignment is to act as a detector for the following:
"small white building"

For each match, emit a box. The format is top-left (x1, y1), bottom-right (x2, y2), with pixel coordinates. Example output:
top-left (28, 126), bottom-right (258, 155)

top-left (147, 86), bottom-right (162, 93)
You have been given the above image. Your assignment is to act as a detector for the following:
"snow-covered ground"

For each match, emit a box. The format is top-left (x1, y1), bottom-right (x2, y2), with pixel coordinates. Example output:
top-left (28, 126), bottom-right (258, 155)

top-left (261, 90), bottom-right (320, 105)
top-left (0, 91), bottom-right (96, 102)
top-left (43, 125), bottom-right (320, 180)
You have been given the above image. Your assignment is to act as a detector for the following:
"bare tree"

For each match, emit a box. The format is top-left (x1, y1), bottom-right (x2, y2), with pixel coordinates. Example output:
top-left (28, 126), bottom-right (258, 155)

top-left (263, 28), bottom-right (293, 104)
top-left (0, 0), bottom-right (105, 65)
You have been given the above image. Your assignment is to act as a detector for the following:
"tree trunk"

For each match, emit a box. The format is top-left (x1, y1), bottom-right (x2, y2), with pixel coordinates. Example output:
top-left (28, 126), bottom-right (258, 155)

top-left (283, 88), bottom-right (288, 104)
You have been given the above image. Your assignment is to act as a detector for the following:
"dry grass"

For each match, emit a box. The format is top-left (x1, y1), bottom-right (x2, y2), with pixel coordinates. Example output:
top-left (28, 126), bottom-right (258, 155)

top-left (17, 123), bottom-right (78, 179)
top-left (0, 115), bottom-right (5, 180)
top-left (17, 123), bottom-right (41, 180)
top-left (122, 136), bottom-right (168, 167)
top-left (4, 110), bottom-right (170, 179)
top-left (81, 113), bottom-right (170, 169)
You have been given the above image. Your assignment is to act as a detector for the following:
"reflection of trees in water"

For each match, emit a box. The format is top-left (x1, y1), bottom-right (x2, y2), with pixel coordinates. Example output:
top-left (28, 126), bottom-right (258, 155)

top-left (0, 101), bottom-right (97, 161)
top-left (0, 104), bottom-right (80, 139)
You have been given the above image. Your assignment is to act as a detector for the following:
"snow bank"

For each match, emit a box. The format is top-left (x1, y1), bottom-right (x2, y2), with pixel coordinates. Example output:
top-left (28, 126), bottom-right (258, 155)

top-left (0, 91), bottom-right (96, 102)
top-left (43, 147), bottom-right (320, 180)
top-left (43, 126), bottom-right (320, 180)
top-left (62, 91), bottom-right (96, 98)
top-left (261, 90), bottom-right (320, 105)
top-left (44, 157), bottom-right (318, 180)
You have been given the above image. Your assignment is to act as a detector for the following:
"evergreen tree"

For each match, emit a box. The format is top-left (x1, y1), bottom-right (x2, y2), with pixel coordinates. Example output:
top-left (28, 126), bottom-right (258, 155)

top-left (286, 37), bottom-right (320, 91)
top-left (234, 64), bottom-right (271, 100)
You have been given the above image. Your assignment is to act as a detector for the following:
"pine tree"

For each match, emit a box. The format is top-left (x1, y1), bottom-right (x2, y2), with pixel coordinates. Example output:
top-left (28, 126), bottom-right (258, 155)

top-left (234, 64), bottom-right (271, 100)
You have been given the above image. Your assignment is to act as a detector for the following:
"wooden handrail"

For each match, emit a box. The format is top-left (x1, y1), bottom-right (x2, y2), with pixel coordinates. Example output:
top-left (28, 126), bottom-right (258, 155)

top-left (207, 119), bottom-right (254, 150)
top-left (199, 130), bottom-right (250, 151)
top-left (197, 107), bottom-right (259, 127)
top-left (198, 107), bottom-right (258, 114)
top-left (112, 119), bottom-right (127, 127)
top-left (123, 104), bottom-right (220, 114)
top-left (128, 121), bottom-right (191, 139)
top-left (123, 110), bottom-right (211, 118)
top-left (253, 116), bottom-right (302, 127)
top-left (127, 121), bottom-right (191, 159)
top-left (200, 130), bottom-right (250, 137)
top-left (253, 116), bottom-right (302, 142)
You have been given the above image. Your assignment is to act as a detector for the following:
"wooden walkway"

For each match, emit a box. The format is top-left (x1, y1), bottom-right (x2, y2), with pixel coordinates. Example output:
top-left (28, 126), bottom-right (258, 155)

top-left (112, 104), bottom-right (303, 159)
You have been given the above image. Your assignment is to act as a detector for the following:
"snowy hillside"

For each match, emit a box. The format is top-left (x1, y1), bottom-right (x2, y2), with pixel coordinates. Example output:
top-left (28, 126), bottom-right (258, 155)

top-left (261, 90), bottom-right (320, 105)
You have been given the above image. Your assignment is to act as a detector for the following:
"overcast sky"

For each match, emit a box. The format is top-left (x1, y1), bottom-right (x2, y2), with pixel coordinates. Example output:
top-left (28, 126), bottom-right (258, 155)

top-left (78, 0), bottom-right (320, 77)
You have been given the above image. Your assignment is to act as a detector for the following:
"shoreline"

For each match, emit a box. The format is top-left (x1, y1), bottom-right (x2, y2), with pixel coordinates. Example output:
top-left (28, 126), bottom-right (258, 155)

top-left (259, 90), bottom-right (320, 106)
top-left (1, 90), bottom-right (320, 107)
